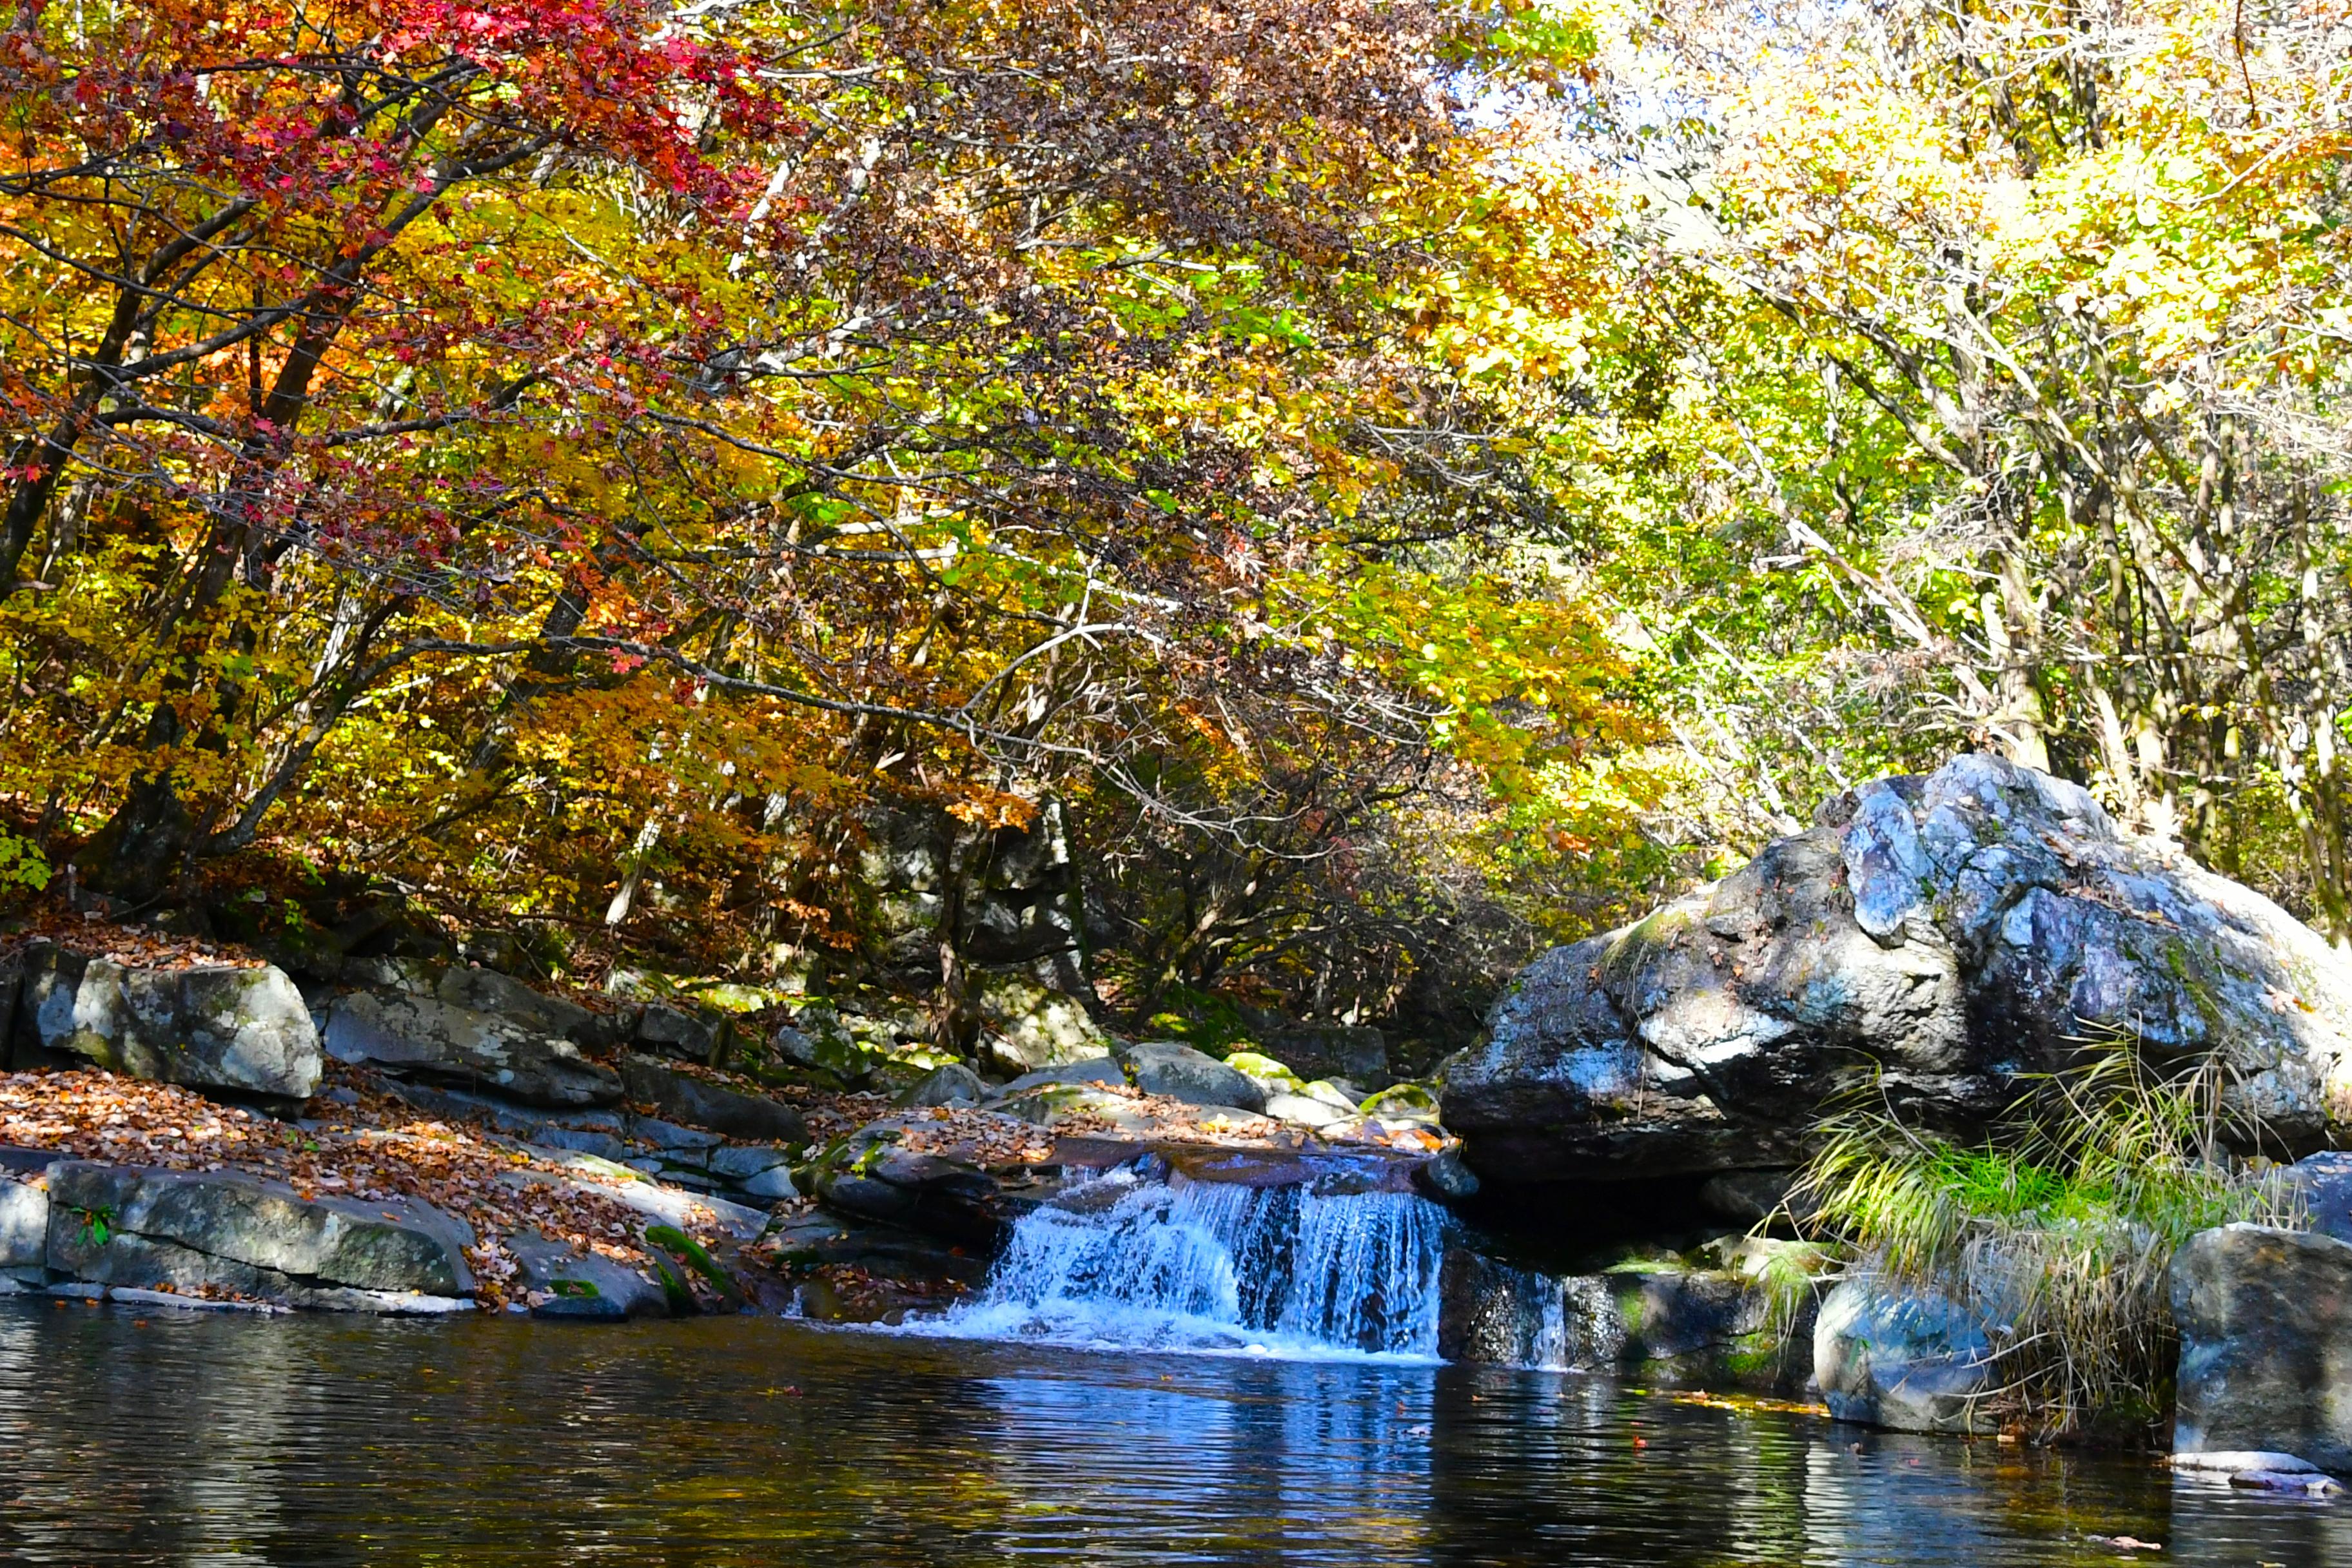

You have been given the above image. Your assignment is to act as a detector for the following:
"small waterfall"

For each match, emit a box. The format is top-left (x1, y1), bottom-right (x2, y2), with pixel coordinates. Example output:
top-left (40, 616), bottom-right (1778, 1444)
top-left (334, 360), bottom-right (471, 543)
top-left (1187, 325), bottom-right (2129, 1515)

top-left (906, 1162), bottom-right (1450, 1358)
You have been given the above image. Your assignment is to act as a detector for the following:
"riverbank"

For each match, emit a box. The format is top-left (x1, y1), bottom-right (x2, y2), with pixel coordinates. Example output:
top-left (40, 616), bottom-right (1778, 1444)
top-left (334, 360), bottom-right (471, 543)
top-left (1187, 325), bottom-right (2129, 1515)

top-left (0, 910), bottom-right (1462, 1323)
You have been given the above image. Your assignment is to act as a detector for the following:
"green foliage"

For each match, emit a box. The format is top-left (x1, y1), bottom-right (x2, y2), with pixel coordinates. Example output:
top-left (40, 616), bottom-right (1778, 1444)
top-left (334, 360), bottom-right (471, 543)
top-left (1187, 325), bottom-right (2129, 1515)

top-left (645, 1224), bottom-right (747, 1308)
top-left (1792, 1043), bottom-right (2302, 1440)
top-left (0, 830), bottom-right (48, 893)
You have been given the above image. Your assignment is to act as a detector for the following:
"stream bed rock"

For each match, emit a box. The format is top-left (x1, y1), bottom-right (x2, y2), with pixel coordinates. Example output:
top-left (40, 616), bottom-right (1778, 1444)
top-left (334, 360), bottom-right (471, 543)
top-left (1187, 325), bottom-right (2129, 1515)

top-left (41, 1161), bottom-right (475, 1309)
top-left (1814, 1277), bottom-right (1999, 1435)
top-left (1443, 754), bottom-right (2352, 1186)
top-left (2172, 1222), bottom-right (2352, 1473)
top-left (618, 1055), bottom-right (807, 1144)
top-left (324, 991), bottom-right (621, 1108)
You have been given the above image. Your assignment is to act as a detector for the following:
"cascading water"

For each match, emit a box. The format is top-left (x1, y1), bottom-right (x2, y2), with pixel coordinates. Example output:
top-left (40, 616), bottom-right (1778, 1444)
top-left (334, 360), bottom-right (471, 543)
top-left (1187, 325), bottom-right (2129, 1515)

top-left (901, 1162), bottom-right (1451, 1359)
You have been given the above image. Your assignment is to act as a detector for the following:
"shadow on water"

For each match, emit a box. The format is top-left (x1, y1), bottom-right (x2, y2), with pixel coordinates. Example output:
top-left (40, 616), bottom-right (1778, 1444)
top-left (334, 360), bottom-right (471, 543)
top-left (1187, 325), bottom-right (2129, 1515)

top-left (1, 1299), bottom-right (2348, 1565)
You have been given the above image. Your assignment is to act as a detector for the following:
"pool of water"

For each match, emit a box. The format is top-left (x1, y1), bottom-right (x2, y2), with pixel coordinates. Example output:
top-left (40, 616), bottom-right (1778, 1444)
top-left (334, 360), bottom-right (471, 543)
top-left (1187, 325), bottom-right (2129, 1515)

top-left (0, 1298), bottom-right (2344, 1565)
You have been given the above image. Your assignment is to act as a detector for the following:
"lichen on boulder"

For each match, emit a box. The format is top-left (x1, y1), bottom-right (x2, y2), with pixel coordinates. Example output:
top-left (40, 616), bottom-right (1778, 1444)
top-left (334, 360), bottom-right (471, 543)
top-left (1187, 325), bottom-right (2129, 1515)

top-left (1443, 754), bottom-right (2352, 1186)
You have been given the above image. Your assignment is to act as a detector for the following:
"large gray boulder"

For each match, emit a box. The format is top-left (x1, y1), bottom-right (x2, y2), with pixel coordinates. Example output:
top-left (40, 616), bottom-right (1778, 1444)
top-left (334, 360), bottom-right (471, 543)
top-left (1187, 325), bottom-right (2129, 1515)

top-left (1443, 754), bottom-right (2352, 1184)
top-left (14, 945), bottom-right (321, 1099)
top-left (2172, 1222), bottom-right (2352, 1473)
top-left (325, 991), bottom-right (621, 1108)
top-left (43, 1161), bottom-right (474, 1308)
top-left (1113, 1041), bottom-right (1268, 1112)
top-left (434, 966), bottom-right (595, 1039)
top-left (1814, 1276), bottom-right (1999, 1434)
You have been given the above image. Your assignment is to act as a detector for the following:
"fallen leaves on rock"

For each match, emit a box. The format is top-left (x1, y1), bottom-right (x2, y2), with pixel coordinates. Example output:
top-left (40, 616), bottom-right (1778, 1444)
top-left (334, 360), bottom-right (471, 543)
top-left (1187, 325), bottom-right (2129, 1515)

top-left (1, 910), bottom-right (270, 971)
top-left (0, 1065), bottom-right (735, 1310)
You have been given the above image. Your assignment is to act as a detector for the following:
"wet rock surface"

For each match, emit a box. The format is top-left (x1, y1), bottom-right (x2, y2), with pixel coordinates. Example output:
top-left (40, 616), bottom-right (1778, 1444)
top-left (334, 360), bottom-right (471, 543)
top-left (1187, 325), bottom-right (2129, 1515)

top-left (509, 1229), bottom-right (669, 1320)
top-left (1814, 1277), bottom-right (1998, 1435)
top-left (1444, 755), bottom-right (2352, 1186)
top-left (2171, 1221), bottom-right (2352, 1474)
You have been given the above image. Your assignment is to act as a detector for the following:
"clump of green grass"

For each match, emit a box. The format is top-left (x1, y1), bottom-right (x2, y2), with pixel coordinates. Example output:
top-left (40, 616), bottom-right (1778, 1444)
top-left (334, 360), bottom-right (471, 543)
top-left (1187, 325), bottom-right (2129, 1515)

top-left (1788, 1039), bottom-right (2304, 1443)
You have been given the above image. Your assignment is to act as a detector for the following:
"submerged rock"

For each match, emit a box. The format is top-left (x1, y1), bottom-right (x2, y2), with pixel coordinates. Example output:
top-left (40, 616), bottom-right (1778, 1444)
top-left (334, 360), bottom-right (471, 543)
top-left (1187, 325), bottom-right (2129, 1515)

top-left (1444, 754), bottom-right (2352, 1186)
top-left (1814, 1277), bottom-right (1998, 1435)
top-left (2172, 1222), bottom-right (2352, 1474)
top-left (14, 945), bottom-right (321, 1099)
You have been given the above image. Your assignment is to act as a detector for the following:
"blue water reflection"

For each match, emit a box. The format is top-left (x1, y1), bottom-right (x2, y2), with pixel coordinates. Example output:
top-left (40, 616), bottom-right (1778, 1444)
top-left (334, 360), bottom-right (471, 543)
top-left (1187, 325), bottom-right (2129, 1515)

top-left (0, 1300), bottom-right (2346, 1565)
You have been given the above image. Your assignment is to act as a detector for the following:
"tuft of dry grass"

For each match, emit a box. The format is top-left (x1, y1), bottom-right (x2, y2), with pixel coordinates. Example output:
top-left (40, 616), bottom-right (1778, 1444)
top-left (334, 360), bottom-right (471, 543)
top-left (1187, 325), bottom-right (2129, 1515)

top-left (1787, 1039), bottom-right (2304, 1442)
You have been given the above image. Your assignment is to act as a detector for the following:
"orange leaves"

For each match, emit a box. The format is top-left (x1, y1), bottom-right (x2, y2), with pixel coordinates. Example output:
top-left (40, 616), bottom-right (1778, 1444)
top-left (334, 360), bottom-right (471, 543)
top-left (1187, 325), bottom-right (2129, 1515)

top-left (943, 789), bottom-right (1041, 832)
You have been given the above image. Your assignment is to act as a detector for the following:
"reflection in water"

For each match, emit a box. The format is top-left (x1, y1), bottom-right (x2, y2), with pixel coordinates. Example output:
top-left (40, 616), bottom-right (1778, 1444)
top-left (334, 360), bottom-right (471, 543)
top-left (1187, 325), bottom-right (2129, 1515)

top-left (0, 1300), bottom-right (2347, 1565)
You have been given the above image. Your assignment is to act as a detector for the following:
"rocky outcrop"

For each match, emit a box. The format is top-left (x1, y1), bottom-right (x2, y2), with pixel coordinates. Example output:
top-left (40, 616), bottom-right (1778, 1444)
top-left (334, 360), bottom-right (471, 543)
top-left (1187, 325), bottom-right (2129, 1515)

top-left (859, 798), bottom-right (1091, 992)
top-left (617, 1055), bottom-right (807, 1144)
top-left (1443, 754), bottom-right (2352, 1185)
top-left (2171, 1222), bottom-right (2352, 1474)
top-left (434, 965), bottom-right (596, 1039)
top-left (974, 972), bottom-right (1112, 1077)
top-left (10, 945), bottom-right (321, 1099)
top-left (1814, 1277), bottom-right (1998, 1434)
top-left (325, 990), bottom-right (622, 1108)
top-left (41, 1161), bottom-right (475, 1309)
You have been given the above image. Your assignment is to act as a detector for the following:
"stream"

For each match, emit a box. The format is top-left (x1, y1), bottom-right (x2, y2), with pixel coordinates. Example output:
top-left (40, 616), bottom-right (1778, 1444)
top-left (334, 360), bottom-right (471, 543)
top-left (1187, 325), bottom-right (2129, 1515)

top-left (4, 1297), bottom-right (2347, 1565)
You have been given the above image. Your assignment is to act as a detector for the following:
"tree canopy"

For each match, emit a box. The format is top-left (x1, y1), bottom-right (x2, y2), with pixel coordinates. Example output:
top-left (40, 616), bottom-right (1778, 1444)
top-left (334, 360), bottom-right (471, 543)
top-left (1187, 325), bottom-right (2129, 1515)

top-left (3, 0), bottom-right (2346, 1044)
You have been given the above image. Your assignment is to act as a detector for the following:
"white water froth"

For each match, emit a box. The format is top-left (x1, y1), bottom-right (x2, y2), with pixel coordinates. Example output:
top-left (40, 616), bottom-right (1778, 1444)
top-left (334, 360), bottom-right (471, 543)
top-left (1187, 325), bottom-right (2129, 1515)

top-left (890, 1164), bottom-right (1449, 1362)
